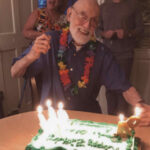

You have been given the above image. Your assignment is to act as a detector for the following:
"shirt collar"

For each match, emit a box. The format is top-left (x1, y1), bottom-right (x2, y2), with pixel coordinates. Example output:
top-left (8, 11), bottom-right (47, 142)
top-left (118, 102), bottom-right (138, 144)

top-left (68, 32), bottom-right (73, 45)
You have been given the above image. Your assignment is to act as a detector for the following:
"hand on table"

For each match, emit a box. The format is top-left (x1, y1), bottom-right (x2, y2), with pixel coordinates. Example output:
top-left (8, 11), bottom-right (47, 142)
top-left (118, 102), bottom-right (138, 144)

top-left (136, 103), bottom-right (150, 127)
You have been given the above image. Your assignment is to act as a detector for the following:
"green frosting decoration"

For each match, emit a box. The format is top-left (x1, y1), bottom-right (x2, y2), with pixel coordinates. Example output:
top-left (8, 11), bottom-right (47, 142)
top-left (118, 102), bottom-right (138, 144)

top-left (25, 119), bottom-right (139, 150)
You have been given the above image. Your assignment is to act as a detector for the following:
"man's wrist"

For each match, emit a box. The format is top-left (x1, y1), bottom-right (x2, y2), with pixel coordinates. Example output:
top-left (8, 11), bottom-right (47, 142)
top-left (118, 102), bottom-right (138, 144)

top-left (25, 54), bottom-right (37, 64)
top-left (136, 99), bottom-right (145, 105)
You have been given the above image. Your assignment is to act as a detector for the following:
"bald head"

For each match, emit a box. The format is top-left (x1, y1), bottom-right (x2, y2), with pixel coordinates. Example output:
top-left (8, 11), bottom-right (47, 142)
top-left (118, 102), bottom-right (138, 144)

top-left (67, 0), bottom-right (100, 46)
top-left (73, 0), bottom-right (100, 16)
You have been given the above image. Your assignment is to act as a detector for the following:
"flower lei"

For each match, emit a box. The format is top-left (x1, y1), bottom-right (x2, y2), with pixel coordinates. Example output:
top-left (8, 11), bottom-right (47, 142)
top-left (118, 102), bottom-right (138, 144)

top-left (57, 27), bottom-right (97, 95)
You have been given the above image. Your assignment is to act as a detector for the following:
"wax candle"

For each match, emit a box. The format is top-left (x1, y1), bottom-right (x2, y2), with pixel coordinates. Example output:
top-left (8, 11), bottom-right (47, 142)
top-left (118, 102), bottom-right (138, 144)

top-left (37, 106), bottom-right (47, 131)
top-left (46, 100), bottom-right (57, 119)
top-left (117, 114), bottom-right (132, 138)
top-left (45, 100), bottom-right (59, 135)
top-left (57, 102), bottom-right (69, 121)
top-left (127, 107), bottom-right (142, 128)
top-left (57, 102), bottom-right (69, 136)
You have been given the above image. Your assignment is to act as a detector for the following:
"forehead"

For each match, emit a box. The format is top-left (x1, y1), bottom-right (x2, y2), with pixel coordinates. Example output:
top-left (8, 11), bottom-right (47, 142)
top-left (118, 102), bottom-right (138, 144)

top-left (73, 1), bottom-right (99, 18)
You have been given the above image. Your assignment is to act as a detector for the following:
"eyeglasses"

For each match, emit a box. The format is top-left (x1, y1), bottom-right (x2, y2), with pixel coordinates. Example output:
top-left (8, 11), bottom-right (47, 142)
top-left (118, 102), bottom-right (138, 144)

top-left (72, 7), bottom-right (98, 28)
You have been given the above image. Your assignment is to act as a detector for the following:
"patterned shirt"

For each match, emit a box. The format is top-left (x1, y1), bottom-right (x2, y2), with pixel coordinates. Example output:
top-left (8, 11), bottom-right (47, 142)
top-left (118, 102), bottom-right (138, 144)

top-left (34, 8), bottom-right (67, 32)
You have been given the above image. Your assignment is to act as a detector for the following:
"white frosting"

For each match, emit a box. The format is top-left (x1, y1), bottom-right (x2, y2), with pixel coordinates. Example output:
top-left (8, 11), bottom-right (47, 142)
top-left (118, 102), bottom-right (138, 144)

top-left (28, 120), bottom-right (133, 150)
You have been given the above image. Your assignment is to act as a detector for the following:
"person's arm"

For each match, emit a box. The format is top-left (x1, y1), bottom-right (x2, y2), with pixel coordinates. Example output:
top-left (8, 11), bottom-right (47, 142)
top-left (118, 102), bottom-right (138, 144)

top-left (11, 54), bottom-right (36, 78)
top-left (11, 34), bottom-right (51, 78)
top-left (22, 9), bottom-right (42, 40)
top-left (100, 47), bottom-right (150, 126)
top-left (122, 86), bottom-right (143, 106)
top-left (123, 87), bottom-right (150, 126)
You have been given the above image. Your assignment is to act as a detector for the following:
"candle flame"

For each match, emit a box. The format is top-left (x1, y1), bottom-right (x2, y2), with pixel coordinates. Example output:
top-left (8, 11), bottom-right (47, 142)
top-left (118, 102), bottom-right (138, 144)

top-left (58, 102), bottom-right (64, 110)
top-left (37, 106), bottom-right (43, 114)
top-left (134, 107), bottom-right (142, 117)
top-left (119, 114), bottom-right (124, 122)
top-left (46, 100), bottom-right (52, 107)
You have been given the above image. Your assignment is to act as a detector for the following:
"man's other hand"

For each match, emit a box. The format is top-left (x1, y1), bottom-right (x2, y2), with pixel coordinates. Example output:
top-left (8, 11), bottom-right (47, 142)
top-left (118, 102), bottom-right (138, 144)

top-left (136, 103), bottom-right (150, 127)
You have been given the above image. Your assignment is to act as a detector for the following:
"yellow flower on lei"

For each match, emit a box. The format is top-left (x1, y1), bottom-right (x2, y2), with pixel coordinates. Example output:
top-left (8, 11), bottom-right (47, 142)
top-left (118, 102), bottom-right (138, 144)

top-left (62, 26), bottom-right (69, 32)
top-left (58, 61), bottom-right (66, 70)
top-left (78, 81), bottom-right (86, 88)
top-left (90, 35), bottom-right (96, 42)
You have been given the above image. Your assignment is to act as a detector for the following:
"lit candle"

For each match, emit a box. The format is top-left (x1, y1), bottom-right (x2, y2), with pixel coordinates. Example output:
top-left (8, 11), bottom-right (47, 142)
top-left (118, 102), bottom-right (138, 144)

top-left (117, 114), bottom-right (132, 138)
top-left (45, 100), bottom-right (59, 135)
top-left (46, 99), bottom-right (57, 119)
top-left (37, 106), bottom-right (47, 131)
top-left (135, 106), bottom-right (142, 117)
top-left (127, 107), bottom-right (142, 128)
top-left (57, 102), bottom-right (69, 136)
top-left (57, 102), bottom-right (69, 121)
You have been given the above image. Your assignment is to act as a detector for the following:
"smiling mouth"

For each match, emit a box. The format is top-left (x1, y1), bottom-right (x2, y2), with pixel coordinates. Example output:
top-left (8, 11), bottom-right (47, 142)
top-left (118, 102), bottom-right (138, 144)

top-left (79, 28), bottom-right (89, 36)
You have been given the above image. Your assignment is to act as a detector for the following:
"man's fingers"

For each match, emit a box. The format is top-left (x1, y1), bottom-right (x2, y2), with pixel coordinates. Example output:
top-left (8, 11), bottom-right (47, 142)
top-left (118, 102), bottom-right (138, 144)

top-left (36, 33), bottom-right (51, 41)
top-left (35, 45), bottom-right (49, 51)
top-left (34, 44), bottom-right (49, 52)
top-left (35, 34), bottom-right (51, 50)
top-left (35, 39), bottom-right (50, 47)
top-left (30, 34), bottom-right (51, 60)
top-left (35, 46), bottom-right (49, 54)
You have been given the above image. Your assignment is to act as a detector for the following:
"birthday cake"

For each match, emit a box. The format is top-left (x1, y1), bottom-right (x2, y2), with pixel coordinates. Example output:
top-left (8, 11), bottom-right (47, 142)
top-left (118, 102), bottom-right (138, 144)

top-left (25, 119), bottom-right (139, 150)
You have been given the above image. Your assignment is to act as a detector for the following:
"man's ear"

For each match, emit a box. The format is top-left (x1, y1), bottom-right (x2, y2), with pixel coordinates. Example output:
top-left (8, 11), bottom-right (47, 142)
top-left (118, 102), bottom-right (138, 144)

top-left (66, 7), bottom-right (72, 22)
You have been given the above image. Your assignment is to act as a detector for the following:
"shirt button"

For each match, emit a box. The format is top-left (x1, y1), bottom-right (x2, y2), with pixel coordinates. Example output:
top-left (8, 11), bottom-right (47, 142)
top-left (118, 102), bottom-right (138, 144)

top-left (70, 68), bottom-right (73, 71)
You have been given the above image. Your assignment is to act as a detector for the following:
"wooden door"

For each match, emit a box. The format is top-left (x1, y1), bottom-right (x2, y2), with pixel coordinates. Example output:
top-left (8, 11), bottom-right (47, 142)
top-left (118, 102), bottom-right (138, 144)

top-left (0, 0), bottom-right (38, 116)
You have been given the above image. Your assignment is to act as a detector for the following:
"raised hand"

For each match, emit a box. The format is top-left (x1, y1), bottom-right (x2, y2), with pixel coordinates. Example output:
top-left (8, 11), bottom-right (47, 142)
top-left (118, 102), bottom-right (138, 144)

top-left (27, 34), bottom-right (51, 61)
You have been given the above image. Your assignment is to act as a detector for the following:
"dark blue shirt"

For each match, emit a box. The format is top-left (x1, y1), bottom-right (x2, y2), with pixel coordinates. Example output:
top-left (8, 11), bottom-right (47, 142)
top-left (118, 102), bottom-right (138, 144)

top-left (13, 31), bottom-right (131, 113)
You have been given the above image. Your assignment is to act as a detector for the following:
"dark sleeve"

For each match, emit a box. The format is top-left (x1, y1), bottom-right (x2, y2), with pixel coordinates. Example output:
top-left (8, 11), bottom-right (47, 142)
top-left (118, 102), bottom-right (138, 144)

top-left (101, 49), bottom-right (131, 92)
top-left (12, 44), bottom-right (44, 78)
top-left (12, 45), bottom-right (32, 65)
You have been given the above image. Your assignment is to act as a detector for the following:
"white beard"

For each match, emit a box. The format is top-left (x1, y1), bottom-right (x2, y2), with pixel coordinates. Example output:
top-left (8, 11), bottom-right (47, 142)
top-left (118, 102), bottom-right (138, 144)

top-left (70, 26), bottom-right (92, 45)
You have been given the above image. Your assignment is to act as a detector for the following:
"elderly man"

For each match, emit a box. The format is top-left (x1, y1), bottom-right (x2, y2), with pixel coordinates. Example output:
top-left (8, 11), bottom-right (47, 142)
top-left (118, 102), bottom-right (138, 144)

top-left (11, 0), bottom-right (150, 126)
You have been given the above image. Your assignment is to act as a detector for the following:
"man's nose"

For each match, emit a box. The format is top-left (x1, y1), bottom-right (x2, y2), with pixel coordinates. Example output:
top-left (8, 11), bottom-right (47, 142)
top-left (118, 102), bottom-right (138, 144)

top-left (83, 20), bottom-right (91, 29)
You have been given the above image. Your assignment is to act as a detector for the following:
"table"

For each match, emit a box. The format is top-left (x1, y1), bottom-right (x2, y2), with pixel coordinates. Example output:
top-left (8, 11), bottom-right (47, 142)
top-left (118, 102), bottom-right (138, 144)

top-left (0, 110), bottom-right (150, 150)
